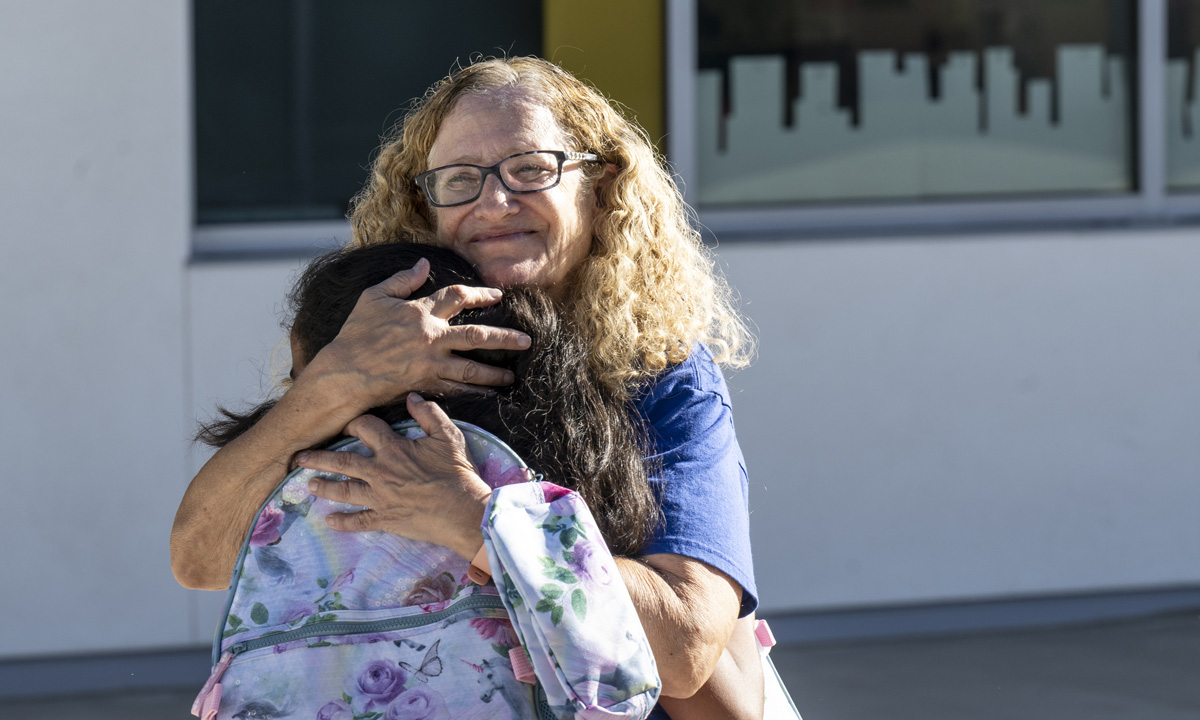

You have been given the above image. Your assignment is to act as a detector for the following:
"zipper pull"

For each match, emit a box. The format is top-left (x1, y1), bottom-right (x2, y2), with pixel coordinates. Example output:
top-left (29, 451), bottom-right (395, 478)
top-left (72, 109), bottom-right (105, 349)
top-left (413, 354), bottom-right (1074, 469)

top-left (191, 651), bottom-right (233, 718)
top-left (509, 645), bottom-right (537, 684)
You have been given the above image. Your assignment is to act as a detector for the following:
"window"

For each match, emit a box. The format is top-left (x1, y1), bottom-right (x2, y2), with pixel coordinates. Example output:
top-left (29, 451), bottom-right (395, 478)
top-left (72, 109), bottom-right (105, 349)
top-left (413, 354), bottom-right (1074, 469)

top-left (194, 0), bottom-right (541, 228)
top-left (1168, 0), bottom-right (1200, 187)
top-left (693, 0), bottom-right (1135, 205)
top-left (668, 0), bottom-right (1200, 235)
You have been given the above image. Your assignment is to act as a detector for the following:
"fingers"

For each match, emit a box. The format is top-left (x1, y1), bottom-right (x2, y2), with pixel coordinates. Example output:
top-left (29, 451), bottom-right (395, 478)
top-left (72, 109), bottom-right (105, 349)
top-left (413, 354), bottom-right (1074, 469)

top-left (442, 322), bottom-right (531, 353)
top-left (296, 447), bottom-right (372, 482)
top-left (366, 258), bottom-right (431, 300)
top-left (325, 508), bottom-right (379, 533)
top-left (307, 476), bottom-right (372, 506)
top-left (426, 284), bottom-right (504, 320)
top-left (436, 356), bottom-right (514, 388)
top-left (343, 413), bottom-right (401, 449)
top-left (407, 393), bottom-right (465, 446)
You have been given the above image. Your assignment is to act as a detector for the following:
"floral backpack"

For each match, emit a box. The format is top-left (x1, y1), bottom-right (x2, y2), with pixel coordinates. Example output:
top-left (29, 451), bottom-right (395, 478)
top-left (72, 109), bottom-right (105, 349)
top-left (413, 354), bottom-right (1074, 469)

top-left (192, 420), bottom-right (660, 720)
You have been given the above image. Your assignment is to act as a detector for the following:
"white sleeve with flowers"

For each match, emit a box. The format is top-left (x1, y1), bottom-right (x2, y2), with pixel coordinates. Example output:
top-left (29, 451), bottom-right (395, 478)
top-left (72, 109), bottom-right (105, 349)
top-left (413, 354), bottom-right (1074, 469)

top-left (482, 481), bottom-right (661, 719)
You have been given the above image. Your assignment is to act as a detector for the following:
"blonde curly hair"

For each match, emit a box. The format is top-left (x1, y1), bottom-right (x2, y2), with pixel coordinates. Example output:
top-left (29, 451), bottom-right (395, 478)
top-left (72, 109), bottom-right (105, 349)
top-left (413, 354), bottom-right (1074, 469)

top-left (349, 56), bottom-right (753, 397)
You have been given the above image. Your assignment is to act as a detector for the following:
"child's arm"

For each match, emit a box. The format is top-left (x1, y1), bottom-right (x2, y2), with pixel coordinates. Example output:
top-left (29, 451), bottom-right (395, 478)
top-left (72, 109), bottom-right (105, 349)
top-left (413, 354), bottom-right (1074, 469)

top-left (656, 615), bottom-right (765, 720)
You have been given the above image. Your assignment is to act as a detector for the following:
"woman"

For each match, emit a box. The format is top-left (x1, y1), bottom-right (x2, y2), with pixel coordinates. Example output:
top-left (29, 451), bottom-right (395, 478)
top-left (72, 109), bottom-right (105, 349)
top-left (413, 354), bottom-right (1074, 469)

top-left (172, 56), bottom-right (760, 717)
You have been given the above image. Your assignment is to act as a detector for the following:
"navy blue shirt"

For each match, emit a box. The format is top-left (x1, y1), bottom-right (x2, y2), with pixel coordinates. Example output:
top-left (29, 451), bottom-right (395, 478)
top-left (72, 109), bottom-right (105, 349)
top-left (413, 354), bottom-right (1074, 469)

top-left (635, 344), bottom-right (758, 617)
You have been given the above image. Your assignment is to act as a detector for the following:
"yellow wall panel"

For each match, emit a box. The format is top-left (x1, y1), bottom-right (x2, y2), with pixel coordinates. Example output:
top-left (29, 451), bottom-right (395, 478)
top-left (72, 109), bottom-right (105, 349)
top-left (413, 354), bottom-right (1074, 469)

top-left (543, 0), bottom-right (665, 147)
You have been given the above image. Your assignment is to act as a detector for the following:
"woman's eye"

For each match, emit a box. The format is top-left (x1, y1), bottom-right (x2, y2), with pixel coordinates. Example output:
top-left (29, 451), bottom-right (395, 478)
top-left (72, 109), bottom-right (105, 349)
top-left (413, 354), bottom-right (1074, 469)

top-left (512, 164), bottom-right (552, 181)
top-left (442, 171), bottom-right (479, 190)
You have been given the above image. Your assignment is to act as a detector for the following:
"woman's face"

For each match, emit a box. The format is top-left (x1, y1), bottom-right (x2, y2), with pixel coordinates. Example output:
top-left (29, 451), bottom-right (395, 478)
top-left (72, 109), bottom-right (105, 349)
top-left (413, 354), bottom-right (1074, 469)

top-left (426, 91), bottom-right (599, 297)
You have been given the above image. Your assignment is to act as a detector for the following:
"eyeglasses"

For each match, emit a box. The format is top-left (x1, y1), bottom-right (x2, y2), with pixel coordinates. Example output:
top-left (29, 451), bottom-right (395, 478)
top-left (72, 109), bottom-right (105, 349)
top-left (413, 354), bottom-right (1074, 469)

top-left (415, 150), bottom-right (601, 207)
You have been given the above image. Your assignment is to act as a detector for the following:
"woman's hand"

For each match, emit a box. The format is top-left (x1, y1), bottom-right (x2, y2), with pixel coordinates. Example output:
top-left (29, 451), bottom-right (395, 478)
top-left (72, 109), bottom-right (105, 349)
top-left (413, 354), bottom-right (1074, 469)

top-left (304, 258), bottom-right (531, 406)
top-left (298, 393), bottom-right (493, 559)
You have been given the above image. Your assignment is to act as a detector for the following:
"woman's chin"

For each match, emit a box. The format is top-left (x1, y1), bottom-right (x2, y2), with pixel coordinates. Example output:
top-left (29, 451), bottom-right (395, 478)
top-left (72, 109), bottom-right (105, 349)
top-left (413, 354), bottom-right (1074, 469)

top-left (479, 261), bottom-right (556, 291)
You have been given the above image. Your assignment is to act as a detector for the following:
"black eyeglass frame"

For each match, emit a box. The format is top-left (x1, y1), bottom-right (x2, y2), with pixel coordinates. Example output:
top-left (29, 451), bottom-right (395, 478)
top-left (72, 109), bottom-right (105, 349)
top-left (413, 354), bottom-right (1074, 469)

top-left (414, 150), bottom-right (602, 208)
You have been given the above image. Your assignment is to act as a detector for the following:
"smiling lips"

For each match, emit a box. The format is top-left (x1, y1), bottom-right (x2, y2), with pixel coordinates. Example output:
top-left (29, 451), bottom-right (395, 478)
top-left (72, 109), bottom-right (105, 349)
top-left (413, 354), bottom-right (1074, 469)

top-left (471, 229), bottom-right (535, 243)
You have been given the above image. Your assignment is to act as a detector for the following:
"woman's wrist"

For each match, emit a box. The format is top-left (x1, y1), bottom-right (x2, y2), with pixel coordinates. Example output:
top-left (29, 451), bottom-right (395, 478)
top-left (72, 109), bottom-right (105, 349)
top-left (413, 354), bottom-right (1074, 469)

top-left (291, 352), bottom-right (383, 427)
top-left (447, 487), bottom-right (492, 561)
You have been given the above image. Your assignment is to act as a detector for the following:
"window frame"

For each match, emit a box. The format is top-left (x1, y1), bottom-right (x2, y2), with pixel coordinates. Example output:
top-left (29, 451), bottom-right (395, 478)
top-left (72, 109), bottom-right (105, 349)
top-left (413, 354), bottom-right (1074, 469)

top-left (666, 0), bottom-right (1200, 239)
top-left (195, 0), bottom-right (1200, 256)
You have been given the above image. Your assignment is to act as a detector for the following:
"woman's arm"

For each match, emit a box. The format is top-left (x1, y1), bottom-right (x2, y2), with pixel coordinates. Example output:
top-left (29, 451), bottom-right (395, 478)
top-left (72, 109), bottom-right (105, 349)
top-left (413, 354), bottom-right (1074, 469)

top-left (616, 554), bottom-right (744, 700)
top-left (171, 366), bottom-right (366, 589)
top-left (656, 616), bottom-right (765, 720)
top-left (170, 261), bottom-right (529, 590)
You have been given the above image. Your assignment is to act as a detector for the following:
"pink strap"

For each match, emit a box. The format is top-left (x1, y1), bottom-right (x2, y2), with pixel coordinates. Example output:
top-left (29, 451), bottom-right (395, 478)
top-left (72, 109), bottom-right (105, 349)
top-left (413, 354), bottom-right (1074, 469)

top-left (200, 683), bottom-right (222, 720)
top-left (191, 651), bottom-right (232, 717)
top-left (509, 646), bottom-right (537, 684)
top-left (754, 619), bottom-right (777, 649)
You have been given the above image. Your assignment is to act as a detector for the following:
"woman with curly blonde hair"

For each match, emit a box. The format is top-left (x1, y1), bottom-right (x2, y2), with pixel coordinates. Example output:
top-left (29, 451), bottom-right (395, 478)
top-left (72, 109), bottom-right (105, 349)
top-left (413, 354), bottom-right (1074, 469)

top-left (349, 57), bottom-right (752, 398)
top-left (173, 56), bottom-right (762, 718)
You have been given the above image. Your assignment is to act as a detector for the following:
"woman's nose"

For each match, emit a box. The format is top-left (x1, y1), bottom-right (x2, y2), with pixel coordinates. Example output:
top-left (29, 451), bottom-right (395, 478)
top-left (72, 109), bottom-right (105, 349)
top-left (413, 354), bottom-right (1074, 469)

top-left (474, 174), bottom-right (518, 216)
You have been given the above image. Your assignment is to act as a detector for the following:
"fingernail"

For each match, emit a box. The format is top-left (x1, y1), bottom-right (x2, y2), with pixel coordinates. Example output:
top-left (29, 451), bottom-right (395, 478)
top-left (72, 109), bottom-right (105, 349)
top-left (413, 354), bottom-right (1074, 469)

top-left (488, 288), bottom-right (503, 299)
top-left (409, 392), bottom-right (425, 403)
top-left (517, 334), bottom-right (531, 349)
top-left (503, 372), bottom-right (515, 384)
top-left (308, 480), bottom-right (319, 493)
top-left (296, 451), bottom-right (310, 464)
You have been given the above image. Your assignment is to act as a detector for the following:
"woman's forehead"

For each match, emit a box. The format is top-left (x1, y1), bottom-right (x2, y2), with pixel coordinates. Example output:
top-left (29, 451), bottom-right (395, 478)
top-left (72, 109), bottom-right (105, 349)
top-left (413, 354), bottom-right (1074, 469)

top-left (428, 91), bottom-right (566, 166)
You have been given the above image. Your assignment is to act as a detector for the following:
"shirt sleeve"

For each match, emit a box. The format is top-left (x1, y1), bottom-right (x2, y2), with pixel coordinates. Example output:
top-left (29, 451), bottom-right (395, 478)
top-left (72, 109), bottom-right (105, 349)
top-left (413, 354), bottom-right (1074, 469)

top-left (635, 344), bottom-right (758, 617)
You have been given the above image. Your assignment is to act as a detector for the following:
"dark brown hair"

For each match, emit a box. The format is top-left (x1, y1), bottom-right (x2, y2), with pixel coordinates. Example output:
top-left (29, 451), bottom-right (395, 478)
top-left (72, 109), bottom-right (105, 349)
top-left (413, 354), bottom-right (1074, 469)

top-left (196, 242), bottom-right (658, 556)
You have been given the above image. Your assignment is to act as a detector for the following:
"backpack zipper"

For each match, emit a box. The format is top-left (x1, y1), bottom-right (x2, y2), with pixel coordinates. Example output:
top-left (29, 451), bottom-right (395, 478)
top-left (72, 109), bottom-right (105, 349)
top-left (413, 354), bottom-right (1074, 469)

top-left (224, 592), bottom-right (507, 657)
top-left (196, 593), bottom-right (512, 715)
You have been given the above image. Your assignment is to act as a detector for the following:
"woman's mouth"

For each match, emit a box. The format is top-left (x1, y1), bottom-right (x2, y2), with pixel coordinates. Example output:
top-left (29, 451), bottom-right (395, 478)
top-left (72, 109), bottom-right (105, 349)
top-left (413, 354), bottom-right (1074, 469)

top-left (472, 229), bottom-right (534, 244)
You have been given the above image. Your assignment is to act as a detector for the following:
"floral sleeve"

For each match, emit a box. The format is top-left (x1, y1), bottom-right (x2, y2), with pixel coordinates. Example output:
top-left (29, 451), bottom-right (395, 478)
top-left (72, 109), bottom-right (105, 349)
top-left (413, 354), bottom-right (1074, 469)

top-left (482, 481), bottom-right (660, 719)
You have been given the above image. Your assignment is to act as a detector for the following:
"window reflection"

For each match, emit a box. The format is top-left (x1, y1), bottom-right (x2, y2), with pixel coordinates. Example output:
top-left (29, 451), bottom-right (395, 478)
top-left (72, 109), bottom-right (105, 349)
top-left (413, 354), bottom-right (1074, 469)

top-left (695, 0), bottom-right (1136, 206)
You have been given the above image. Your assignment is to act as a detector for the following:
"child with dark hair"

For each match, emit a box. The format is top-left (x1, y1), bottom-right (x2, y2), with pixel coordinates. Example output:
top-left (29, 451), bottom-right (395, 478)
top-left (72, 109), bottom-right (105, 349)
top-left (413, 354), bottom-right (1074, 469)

top-left (197, 242), bottom-right (657, 557)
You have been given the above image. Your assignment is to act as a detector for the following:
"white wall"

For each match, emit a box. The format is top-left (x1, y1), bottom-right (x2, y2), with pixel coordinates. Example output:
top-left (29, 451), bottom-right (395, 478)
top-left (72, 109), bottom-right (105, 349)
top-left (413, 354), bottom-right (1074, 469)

top-left (2, 0), bottom-right (1198, 661)
top-left (719, 231), bottom-right (1200, 612)
top-left (0, 1), bottom-right (192, 656)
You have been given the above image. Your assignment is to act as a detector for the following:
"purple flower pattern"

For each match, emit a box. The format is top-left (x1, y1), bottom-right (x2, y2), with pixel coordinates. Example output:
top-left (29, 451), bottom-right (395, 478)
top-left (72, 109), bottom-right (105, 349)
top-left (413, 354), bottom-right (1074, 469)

top-left (249, 505), bottom-right (284, 547)
top-left (383, 687), bottom-right (449, 720)
top-left (315, 699), bottom-right (352, 720)
top-left (356, 660), bottom-right (408, 710)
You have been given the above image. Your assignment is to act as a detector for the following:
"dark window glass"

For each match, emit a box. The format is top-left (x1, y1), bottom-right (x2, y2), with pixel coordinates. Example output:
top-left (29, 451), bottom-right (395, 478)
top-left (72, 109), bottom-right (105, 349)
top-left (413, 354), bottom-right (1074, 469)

top-left (1168, 0), bottom-right (1200, 189)
top-left (695, 0), bottom-right (1136, 206)
top-left (195, 0), bottom-right (542, 224)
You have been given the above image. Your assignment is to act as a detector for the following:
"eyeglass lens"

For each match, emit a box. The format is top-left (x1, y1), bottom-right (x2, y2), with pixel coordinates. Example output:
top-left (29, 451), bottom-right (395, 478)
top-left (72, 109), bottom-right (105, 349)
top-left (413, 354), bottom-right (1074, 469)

top-left (425, 152), bottom-right (562, 206)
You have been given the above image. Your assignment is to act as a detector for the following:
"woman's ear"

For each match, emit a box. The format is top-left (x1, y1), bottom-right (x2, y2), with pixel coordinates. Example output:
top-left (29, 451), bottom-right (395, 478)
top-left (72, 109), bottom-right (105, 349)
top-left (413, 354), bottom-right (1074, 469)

top-left (594, 162), bottom-right (618, 207)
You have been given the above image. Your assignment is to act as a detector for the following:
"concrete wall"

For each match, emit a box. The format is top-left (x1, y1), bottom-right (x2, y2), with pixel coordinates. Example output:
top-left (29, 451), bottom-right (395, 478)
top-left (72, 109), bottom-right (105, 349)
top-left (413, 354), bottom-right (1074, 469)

top-left (2, 0), bottom-right (1198, 660)
top-left (0, 1), bottom-right (192, 656)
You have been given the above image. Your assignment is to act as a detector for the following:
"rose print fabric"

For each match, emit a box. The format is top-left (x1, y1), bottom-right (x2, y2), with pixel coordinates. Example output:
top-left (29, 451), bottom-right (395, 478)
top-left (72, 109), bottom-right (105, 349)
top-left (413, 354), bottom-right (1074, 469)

top-left (484, 482), bottom-right (661, 718)
top-left (197, 422), bottom-right (538, 720)
top-left (195, 421), bottom-right (658, 720)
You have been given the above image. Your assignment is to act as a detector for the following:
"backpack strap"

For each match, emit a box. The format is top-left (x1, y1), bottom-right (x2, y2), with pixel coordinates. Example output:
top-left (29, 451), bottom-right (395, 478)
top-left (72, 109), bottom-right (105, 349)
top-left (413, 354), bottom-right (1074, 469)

top-left (482, 481), bottom-right (660, 719)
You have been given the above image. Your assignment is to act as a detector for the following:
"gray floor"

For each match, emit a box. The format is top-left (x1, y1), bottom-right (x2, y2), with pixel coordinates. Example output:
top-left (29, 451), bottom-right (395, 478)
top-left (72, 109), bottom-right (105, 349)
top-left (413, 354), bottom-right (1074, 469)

top-left (3, 611), bottom-right (1197, 720)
